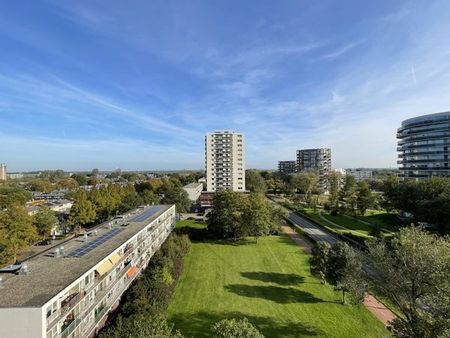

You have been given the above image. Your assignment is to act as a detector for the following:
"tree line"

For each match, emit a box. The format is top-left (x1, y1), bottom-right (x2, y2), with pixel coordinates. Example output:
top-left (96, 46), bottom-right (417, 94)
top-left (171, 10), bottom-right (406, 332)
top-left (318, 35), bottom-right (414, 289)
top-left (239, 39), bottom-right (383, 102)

top-left (310, 227), bottom-right (450, 338)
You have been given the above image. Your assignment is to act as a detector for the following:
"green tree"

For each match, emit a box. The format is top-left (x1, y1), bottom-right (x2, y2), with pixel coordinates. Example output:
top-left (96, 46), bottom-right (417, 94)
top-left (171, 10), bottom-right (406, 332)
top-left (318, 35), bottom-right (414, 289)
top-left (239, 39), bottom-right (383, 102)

top-left (99, 313), bottom-right (183, 338)
top-left (310, 241), bottom-right (331, 284)
top-left (366, 227), bottom-right (450, 338)
top-left (207, 190), bottom-right (245, 239)
top-left (0, 204), bottom-right (37, 263)
top-left (340, 176), bottom-right (357, 214)
top-left (245, 170), bottom-right (267, 193)
top-left (325, 242), bottom-right (364, 304)
top-left (356, 181), bottom-right (373, 215)
top-left (0, 185), bottom-right (32, 209)
top-left (291, 172), bottom-right (318, 202)
top-left (71, 173), bottom-right (89, 186)
top-left (161, 184), bottom-right (191, 213)
top-left (212, 317), bottom-right (264, 338)
top-left (33, 206), bottom-right (58, 239)
top-left (242, 193), bottom-right (273, 242)
top-left (328, 171), bottom-right (342, 212)
top-left (27, 179), bottom-right (55, 193)
top-left (68, 191), bottom-right (97, 228)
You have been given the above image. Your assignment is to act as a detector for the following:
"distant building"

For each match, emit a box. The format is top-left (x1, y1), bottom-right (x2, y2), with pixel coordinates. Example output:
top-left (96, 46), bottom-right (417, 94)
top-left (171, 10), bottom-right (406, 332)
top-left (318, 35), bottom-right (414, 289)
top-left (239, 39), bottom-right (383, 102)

top-left (183, 182), bottom-right (203, 202)
top-left (0, 205), bottom-right (176, 338)
top-left (0, 164), bottom-right (6, 181)
top-left (278, 161), bottom-right (296, 175)
top-left (205, 130), bottom-right (245, 192)
top-left (398, 112), bottom-right (450, 179)
top-left (344, 168), bottom-right (373, 181)
top-left (296, 148), bottom-right (331, 191)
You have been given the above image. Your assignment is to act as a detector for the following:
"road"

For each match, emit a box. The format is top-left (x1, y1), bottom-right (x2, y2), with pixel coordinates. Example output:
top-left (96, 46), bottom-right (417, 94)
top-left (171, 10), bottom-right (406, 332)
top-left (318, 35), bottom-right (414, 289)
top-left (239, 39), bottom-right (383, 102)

top-left (287, 212), bottom-right (339, 246)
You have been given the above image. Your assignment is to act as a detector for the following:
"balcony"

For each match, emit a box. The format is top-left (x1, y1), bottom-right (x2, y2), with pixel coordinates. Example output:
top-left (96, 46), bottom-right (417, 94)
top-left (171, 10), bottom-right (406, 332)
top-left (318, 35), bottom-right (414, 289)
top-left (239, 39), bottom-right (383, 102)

top-left (61, 317), bottom-right (81, 338)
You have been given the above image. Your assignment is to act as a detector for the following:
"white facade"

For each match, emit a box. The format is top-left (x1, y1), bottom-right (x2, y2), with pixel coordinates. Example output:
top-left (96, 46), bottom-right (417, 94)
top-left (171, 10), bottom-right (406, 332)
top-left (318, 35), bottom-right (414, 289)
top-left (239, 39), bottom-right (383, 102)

top-left (345, 168), bottom-right (373, 181)
top-left (205, 131), bottom-right (245, 192)
top-left (0, 205), bottom-right (176, 338)
top-left (0, 164), bottom-right (6, 181)
top-left (183, 182), bottom-right (203, 202)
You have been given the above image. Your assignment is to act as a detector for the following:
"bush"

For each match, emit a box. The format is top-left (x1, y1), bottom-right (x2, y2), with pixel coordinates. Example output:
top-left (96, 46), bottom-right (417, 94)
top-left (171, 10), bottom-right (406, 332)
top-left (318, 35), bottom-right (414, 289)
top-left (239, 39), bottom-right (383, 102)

top-left (212, 318), bottom-right (264, 338)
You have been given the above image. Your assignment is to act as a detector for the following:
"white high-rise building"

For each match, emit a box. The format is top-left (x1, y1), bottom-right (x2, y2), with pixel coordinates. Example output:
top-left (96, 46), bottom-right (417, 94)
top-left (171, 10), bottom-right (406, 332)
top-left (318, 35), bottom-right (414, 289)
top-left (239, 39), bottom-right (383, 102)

top-left (0, 164), bottom-right (6, 181)
top-left (205, 130), bottom-right (245, 192)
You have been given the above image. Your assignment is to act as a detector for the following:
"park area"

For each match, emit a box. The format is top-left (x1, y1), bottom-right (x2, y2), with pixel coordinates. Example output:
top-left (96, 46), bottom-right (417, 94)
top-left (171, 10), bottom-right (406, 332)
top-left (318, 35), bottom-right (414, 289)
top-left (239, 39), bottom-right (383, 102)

top-left (167, 233), bottom-right (388, 337)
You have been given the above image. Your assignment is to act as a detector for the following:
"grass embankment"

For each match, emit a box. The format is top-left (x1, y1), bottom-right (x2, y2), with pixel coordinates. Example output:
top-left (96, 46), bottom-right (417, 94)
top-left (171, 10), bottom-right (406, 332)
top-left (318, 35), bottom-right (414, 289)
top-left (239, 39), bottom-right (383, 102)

top-left (167, 235), bottom-right (389, 338)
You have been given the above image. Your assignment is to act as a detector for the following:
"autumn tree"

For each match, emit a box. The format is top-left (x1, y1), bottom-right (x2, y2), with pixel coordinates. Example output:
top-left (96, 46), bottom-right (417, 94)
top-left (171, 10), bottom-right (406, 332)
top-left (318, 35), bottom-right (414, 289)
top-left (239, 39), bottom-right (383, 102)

top-left (68, 191), bottom-right (97, 229)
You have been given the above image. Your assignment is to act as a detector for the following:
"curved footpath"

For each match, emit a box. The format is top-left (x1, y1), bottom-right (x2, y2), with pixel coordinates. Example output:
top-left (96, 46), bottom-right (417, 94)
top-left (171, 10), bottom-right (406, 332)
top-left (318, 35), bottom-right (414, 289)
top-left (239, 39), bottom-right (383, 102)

top-left (281, 225), bottom-right (396, 327)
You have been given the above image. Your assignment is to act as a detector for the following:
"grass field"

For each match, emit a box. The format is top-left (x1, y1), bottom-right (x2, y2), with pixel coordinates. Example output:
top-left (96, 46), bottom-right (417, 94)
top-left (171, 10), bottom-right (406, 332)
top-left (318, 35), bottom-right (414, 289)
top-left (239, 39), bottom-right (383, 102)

top-left (176, 219), bottom-right (207, 229)
top-left (167, 235), bottom-right (388, 338)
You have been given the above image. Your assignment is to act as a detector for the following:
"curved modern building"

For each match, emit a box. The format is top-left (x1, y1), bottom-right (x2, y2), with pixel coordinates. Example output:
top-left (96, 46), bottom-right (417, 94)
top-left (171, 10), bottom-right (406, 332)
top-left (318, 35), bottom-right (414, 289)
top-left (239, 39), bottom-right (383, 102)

top-left (397, 112), bottom-right (450, 179)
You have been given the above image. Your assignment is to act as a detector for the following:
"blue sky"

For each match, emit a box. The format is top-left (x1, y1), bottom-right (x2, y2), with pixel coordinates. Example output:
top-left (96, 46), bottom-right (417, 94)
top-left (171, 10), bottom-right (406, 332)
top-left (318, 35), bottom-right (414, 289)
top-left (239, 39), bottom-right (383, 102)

top-left (1, 0), bottom-right (450, 171)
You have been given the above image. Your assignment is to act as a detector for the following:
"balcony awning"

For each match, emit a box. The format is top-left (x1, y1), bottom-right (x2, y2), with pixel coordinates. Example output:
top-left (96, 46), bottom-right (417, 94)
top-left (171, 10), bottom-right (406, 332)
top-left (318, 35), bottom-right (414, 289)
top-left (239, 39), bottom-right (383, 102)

top-left (108, 252), bottom-right (121, 265)
top-left (96, 260), bottom-right (113, 276)
top-left (127, 266), bottom-right (138, 278)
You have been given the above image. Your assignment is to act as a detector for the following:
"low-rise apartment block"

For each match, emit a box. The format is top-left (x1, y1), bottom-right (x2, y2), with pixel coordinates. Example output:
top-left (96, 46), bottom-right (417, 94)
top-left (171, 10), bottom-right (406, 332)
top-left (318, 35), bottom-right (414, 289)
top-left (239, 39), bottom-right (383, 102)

top-left (0, 204), bottom-right (176, 338)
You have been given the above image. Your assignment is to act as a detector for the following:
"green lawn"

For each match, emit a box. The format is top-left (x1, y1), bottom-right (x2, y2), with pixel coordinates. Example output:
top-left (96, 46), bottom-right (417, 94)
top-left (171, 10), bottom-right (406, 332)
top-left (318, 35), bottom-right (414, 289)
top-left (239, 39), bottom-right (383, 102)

top-left (167, 235), bottom-right (389, 338)
top-left (176, 219), bottom-right (207, 229)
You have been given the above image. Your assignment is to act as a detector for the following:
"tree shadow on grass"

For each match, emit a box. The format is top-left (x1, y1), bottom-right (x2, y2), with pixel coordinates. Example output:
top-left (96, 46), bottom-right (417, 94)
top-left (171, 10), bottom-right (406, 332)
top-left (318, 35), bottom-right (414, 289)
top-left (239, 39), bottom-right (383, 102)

top-left (224, 284), bottom-right (324, 304)
top-left (241, 271), bottom-right (305, 285)
top-left (169, 310), bottom-right (321, 338)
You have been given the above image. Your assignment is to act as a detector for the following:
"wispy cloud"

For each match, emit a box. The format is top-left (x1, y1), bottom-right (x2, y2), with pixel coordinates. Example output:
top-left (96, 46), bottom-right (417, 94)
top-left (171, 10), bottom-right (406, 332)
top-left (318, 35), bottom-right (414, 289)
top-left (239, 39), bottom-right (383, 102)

top-left (319, 39), bottom-right (365, 60)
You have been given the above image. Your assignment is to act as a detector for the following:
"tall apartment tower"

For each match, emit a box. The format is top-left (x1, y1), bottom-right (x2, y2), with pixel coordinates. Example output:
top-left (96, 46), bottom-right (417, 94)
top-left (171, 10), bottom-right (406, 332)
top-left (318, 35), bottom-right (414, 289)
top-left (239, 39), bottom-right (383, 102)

top-left (296, 148), bottom-right (331, 191)
top-left (0, 164), bottom-right (6, 181)
top-left (397, 112), bottom-right (450, 179)
top-left (205, 131), bottom-right (245, 192)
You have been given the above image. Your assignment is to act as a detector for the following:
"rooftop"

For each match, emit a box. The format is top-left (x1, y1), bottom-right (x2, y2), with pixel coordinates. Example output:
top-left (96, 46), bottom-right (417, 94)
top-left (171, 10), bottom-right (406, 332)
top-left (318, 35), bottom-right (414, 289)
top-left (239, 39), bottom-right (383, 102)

top-left (0, 204), bottom-right (172, 308)
top-left (183, 182), bottom-right (203, 189)
top-left (401, 111), bottom-right (450, 127)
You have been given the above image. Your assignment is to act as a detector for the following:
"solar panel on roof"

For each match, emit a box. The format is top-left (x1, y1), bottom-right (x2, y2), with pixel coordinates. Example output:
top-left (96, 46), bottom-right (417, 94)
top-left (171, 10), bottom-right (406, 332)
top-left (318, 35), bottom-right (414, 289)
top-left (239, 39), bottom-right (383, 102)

top-left (130, 205), bottom-right (163, 223)
top-left (66, 228), bottom-right (123, 258)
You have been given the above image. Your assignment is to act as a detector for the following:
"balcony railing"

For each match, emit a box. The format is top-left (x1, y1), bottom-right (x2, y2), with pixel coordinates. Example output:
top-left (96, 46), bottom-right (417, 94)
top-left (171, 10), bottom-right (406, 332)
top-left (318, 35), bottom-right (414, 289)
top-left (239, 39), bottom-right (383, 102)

top-left (61, 318), bottom-right (81, 338)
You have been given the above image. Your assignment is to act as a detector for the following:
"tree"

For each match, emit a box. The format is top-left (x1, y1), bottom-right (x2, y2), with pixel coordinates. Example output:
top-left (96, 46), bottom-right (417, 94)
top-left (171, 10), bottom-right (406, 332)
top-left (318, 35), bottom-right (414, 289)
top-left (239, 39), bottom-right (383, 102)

top-left (71, 173), bottom-right (89, 186)
top-left (207, 190), bottom-right (245, 239)
top-left (242, 193), bottom-right (273, 242)
top-left (245, 170), bottom-right (267, 193)
top-left (33, 206), bottom-right (58, 239)
top-left (327, 171), bottom-right (342, 212)
top-left (68, 191), bottom-right (97, 228)
top-left (212, 318), bottom-right (264, 338)
top-left (0, 204), bottom-right (37, 263)
top-left (99, 313), bottom-right (183, 338)
top-left (356, 181), bottom-right (373, 215)
top-left (325, 242), bottom-right (364, 304)
top-left (310, 241), bottom-right (331, 284)
top-left (340, 176), bottom-right (357, 214)
top-left (366, 227), bottom-right (450, 338)
top-left (0, 185), bottom-right (32, 209)
top-left (27, 179), bottom-right (54, 193)
top-left (57, 178), bottom-right (79, 190)
top-left (161, 184), bottom-right (191, 213)
top-left (291, 172), bottom-right (318, 202)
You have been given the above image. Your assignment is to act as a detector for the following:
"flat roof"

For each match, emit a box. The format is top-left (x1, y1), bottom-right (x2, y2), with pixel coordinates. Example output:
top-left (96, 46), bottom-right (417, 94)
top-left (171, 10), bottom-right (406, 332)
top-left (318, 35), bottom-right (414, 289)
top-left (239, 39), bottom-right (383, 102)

top-left (183, 182), bottom-right (203, 189)
top-left (0, 205), bottom-right (172, 308)
top-left (402, 111), bottom-right (450, 127)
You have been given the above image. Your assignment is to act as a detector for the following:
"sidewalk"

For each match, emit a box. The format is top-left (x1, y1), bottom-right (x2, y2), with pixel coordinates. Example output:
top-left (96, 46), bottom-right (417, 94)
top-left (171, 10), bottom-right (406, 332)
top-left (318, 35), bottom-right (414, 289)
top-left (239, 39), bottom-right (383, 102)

top-left (281, 225), bottom-right (396, 327)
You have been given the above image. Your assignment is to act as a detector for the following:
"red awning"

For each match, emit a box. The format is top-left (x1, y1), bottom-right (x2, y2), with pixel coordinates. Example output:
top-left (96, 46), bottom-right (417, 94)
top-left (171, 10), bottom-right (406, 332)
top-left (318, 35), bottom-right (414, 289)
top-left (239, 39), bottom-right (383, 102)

top-left (127, 266), bottom-right (138, 277)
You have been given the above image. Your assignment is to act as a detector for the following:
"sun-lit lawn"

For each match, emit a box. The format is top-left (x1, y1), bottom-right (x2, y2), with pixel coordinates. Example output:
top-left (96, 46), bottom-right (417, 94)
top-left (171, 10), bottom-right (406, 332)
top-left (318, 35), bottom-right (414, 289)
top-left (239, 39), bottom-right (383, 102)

top-left (167, 235), bottom-right (389, 338)
top-left (176, 219), bottom-right (207, 229)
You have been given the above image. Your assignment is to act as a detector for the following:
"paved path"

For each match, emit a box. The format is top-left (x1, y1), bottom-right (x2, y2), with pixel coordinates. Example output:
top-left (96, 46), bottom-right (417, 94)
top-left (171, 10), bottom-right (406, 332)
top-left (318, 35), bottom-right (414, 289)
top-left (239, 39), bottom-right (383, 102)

top-left (281, 224), bottom-right (396, 327)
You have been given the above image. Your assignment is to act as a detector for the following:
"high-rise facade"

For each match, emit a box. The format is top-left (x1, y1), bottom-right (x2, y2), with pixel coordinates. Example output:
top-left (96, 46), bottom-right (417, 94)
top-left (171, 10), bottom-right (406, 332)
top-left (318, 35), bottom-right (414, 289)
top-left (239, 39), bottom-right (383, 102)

top-left (0, 164), bottom-right (6, 181)
top-left (296, 148), bottom-right (331, 190)
top-left (205, 131), bottom-right (245, 192)
top-left (278, 161), bottom-right (296, 175)
top-left (397, 112), bottom-right (450, 179)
